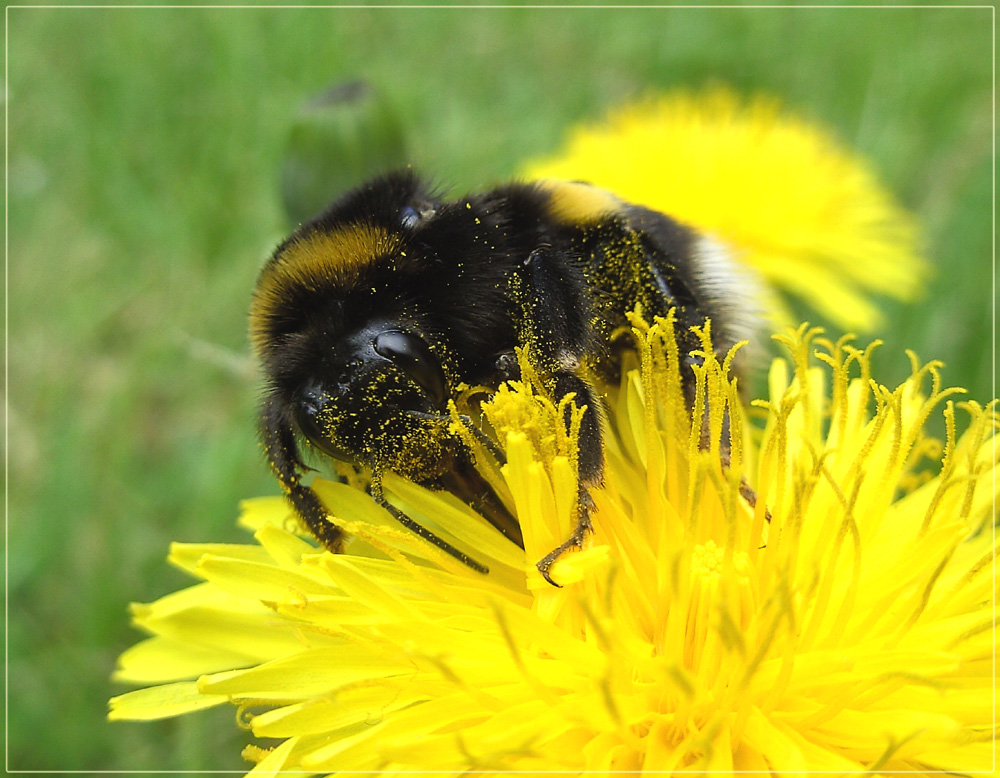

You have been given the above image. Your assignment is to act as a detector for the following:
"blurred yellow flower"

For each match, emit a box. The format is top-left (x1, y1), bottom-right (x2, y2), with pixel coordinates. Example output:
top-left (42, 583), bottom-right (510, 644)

top-left (523, 89), bottom-right (928, 332)
top-left (110, 317), bottom-right (996, 774)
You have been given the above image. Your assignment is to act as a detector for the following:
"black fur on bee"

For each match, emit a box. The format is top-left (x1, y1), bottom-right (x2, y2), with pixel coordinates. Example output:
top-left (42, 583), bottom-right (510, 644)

top-left (250, 170), bottom-right (757, 584)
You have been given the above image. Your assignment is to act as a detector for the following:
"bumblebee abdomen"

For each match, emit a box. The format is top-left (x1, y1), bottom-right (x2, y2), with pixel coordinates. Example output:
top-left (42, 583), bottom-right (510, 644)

top-left (536, 181), bottom-right (756, 360)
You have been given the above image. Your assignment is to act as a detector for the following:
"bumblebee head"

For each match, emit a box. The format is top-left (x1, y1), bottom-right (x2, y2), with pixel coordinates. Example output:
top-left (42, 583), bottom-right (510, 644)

top-left (290, 318), bottom-right (450, 466)
top-left (251, 170), bottom-right (457, 480)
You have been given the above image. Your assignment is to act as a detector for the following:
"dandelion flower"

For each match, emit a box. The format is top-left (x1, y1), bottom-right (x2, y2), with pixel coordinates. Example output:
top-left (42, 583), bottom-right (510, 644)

top-left (523, 89), bottom-right (928, 332)
top-left (110, 317), bottom-right (996, 774)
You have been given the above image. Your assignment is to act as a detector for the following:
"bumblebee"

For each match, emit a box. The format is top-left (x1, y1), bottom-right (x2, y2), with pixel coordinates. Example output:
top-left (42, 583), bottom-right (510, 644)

top-left (250, 170), bottom-right (757, 583)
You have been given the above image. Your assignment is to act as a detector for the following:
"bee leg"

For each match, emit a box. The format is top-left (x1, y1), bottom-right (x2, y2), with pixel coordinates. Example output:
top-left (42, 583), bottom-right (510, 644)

top-left (260, 396), bottom-right (345, 552)
top-left (368, 473), bottom-right (489, 574)
top-left (698, 403), bottom-right (771, 524)
top-left (728, 457), bottom-right (771, 524)
top-left (405, 409), bottom-right (520, 546)
top-left (456, 412), bottom-right (507, 466)
top-left (535, 488), bottom-right (595, 587)
top-left (516, 246), bottom-right (604, 586)
top-left (535, 372), bottom-right (605, 587)
top-left (443, 452), bottom-right (523, 547)
top-left (287, 481), bottom-right (347, 551)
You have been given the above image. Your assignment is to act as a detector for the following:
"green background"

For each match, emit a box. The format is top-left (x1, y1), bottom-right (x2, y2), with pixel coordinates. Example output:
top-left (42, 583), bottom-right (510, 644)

top-left (6, 5), bottom-right (993, 772)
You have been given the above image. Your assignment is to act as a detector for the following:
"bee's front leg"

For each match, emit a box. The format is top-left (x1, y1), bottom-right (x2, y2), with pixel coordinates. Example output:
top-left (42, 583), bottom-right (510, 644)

top-left (532, 371), bottom-right (605, 587)
top-left (259, 395), bottom-right (345, 552)
top-left (514, 246), bottom-right (605, 586)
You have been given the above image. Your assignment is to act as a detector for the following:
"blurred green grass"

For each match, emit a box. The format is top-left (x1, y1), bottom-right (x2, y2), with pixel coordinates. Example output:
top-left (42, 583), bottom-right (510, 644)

top-left (6, 5), bottom-right (993, 772)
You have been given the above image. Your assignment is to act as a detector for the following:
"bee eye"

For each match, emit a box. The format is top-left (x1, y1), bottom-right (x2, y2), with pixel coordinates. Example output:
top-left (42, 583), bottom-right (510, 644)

top-left (400, 206), bottom-right (421, 229)
top-left (400, 202), bottom-right (436, 229)
top-left (373, 330), bottom-right (448, 408)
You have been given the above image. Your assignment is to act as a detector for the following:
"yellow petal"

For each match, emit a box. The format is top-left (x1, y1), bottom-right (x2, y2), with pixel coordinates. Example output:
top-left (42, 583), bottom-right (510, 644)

top-left (108, 681), bottom-right (228, 721)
